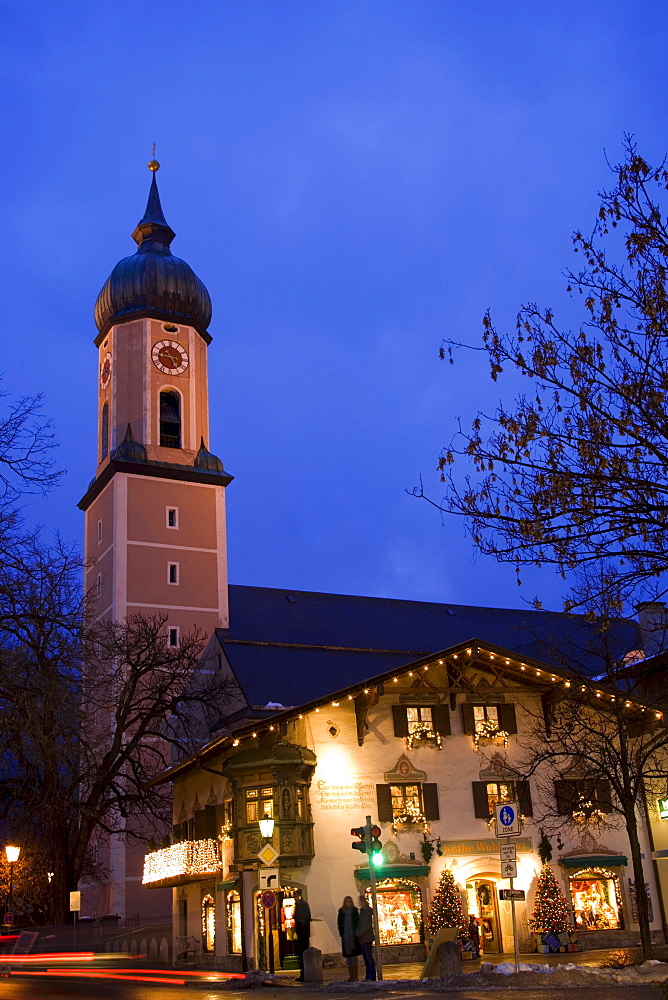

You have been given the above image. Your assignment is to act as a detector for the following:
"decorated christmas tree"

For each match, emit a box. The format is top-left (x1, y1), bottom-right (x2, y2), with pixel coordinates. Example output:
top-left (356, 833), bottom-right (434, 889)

top-left (529, 864), bottom-right (571, 934)
top-left (427, 867), bottom-right (465, 935)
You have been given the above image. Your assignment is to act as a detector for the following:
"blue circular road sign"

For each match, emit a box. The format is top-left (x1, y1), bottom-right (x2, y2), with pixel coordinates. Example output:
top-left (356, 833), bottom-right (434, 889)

top-left (499, 805), bottom-right (516, 827)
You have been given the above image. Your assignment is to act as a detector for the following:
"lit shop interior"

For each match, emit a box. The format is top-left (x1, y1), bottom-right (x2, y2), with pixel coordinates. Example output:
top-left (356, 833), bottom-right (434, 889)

top-left (568, 867), bottom-right (624, 931)
top-left (364, 879), bottom-right (423, 946)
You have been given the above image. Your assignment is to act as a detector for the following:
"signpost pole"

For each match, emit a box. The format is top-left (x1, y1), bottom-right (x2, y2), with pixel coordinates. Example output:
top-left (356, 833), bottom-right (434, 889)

top-left (267, 905), bottom-right (274, 974)
top-left (365, 816), bottom-right (383, 982)
top-left (507, 837), bottom-right (519, 974)
top-left (495, 803), bottom-right (521, 974)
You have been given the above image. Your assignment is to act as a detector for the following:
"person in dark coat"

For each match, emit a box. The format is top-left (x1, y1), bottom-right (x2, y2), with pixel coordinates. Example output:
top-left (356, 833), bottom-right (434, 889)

top-left (294, 895), bottom-right (312, 981)
top-left (467, 915), bottom-right (480, 958)
top-left (337, 896), bottom-right (360, 980)
top-left (356, 895), bottom-right (376, 980)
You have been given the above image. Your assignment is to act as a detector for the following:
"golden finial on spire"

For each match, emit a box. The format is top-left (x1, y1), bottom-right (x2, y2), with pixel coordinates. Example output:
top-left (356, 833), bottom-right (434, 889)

top-left (148, 143), bottom-right (160, 172)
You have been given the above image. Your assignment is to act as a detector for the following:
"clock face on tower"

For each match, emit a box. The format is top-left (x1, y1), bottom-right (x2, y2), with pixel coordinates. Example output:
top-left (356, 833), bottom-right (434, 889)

top-left (100, 352), bottom-right (112, 389)
top-left (152, 340), bottom-right (189, 375)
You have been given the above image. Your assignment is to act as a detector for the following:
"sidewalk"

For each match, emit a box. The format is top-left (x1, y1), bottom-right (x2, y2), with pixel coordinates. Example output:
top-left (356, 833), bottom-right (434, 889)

top-left (308, 948), bottom-right (653, 981)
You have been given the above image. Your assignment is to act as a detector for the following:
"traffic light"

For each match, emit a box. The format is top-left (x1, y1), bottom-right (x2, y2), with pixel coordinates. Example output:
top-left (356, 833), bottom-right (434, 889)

top-left (351, 827), bottom-right (367, 854)
top-left (369, 825), bottom-right (383, 867)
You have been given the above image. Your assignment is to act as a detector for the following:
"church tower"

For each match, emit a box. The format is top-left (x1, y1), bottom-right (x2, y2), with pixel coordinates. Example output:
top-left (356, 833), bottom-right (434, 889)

top-left (79, 161), bottom-right (231, 918)
top-left (80, 160), bottom-right (231, 641)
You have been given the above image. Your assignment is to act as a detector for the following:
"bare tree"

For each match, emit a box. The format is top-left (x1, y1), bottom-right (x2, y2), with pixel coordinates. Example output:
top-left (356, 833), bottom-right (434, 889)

top-left (0, 535), bottom-right (236, 924)
top-left (419, 138), bottom-right (668, 605)
top-left (513, 589), bottom-right (668, 959)
top-left (0, 385), bottom-right (61, 534)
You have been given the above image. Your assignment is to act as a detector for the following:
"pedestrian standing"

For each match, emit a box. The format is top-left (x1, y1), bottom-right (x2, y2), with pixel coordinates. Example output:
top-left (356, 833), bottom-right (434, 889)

top-left (337, 895), bottom-right (360, 980)
top-left (294, 894), bottom-right (312, 981)
top-left (356, 895), bottom-right (376, 980)
top-left (467, 915), bottom-right (480, 959)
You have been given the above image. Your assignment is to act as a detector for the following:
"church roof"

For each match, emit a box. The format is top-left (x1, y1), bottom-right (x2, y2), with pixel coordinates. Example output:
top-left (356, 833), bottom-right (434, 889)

top-left (94, 167), bottom-right (212, 341)
top-left (218, 584), bottom-right (640, 709)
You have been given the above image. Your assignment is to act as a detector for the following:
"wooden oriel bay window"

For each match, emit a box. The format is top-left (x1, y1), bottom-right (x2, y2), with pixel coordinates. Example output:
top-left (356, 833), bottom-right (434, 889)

top-left (245, 787), bottom-right (273, 824)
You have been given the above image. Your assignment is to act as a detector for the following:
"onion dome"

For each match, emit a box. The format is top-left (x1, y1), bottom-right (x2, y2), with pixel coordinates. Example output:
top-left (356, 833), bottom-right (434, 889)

top-left (111, 424), bottom-right (148, 463)
top-left (94, 164), bottom-right (212, 340)
top-left (194, 436), bottom-right (224, 473)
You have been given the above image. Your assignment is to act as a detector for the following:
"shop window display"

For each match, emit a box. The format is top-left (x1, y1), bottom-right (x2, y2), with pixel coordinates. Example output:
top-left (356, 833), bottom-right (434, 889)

top-left (569, 868), bottom-right (624, 931)
top-left (366, 879), bottom-right (423, 946)
top-left (227, 890), bottom-right (242, 954)
top-left (202, 894), bottom-right (215, 952)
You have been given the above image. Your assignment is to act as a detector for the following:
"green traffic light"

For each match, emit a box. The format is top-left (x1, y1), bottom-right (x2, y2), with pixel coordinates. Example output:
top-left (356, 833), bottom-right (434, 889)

top-left (371, 851), bottom-right (383, 867)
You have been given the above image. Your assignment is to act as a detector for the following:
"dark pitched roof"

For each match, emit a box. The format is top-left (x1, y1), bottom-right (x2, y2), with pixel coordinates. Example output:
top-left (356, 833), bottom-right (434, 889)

top-left (219, 585), bottom-right (640, 709)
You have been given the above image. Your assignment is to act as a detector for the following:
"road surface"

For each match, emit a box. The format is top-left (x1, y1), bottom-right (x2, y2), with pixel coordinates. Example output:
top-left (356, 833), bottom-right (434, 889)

top-left (0, 977), bottom-right (663, 1000)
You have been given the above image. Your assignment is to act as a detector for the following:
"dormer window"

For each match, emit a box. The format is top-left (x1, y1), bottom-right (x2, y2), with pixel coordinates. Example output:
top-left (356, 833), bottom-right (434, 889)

top-left (160, 390), bottom-right (181, 448)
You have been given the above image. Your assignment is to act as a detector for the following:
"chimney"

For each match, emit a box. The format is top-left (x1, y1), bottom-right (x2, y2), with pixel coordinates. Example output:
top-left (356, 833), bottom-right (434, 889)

top-left (635, 601), bottom-right (668, 659)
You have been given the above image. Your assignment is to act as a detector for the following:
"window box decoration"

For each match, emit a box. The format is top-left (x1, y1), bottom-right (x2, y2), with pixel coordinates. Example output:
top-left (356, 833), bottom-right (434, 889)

top-left (405, 725), bottom-right (443, 750)
top-left (392, 801), bottom-right (428, 834)
top-left (473, 720), bottom-right (509, 749)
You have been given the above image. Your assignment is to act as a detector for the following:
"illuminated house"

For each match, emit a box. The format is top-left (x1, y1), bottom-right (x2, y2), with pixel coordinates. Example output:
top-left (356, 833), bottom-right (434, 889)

top-left (145, 621), bottom-right (666, 967)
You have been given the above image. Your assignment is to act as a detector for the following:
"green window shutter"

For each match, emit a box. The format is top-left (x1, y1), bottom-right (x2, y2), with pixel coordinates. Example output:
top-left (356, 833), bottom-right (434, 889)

top-left (595, 780), bottom-right (613, 813)
top-left (472, 782), bottom-right (491, 819)
top-left (423, 783), bottom-right (440, 820)
top-left (432, 704), bottom-right (451, 736)
top-left (462, 703), bottom-right (476, 734)
top-left (376, 784), bottom-right (393, 822)
top-left (517, 780), bottom-right (533, 817)
top-left (205, 804), bottom-right (217, 839)
top-left (392, 705), bottom-right (409, 737)
top-left (497, 703), bottom-right (517, 734)
top-left (554, 779), bottom-right (577, 815)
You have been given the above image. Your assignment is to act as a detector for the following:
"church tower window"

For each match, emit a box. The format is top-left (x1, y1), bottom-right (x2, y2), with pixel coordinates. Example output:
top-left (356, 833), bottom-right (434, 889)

top-left (160, 390), bottom-right (181, 448)
top-left (101, 402), bottom-right (109, 459)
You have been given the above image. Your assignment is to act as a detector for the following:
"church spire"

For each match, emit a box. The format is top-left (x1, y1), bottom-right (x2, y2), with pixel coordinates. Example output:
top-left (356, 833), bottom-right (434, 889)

top-left (132, 161), bottom-right (175, 253)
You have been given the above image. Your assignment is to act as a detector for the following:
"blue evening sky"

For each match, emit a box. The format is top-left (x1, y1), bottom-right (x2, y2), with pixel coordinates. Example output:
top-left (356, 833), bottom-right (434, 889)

top-left (1, 0), bottom-right (666, 612)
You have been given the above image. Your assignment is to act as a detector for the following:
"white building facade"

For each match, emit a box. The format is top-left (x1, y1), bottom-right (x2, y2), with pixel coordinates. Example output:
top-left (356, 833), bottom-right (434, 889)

top-left (143, 638), bottom-right (664, 967)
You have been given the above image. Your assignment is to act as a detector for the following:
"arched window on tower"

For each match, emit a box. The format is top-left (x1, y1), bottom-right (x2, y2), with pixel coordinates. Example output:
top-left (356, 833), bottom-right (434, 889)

top-left (101, 403), bottom-right (109, 459)
top-left (160, 390), bottom-right (181, 449)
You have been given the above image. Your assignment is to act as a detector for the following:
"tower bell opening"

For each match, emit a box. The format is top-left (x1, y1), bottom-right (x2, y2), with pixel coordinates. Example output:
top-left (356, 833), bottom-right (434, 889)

top-left (160, 390), bottom-right (181, 448)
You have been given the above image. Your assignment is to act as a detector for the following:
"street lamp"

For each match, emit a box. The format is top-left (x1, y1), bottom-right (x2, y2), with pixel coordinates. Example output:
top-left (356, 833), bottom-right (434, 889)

top-left (5, 845), bottom-right (20, 917)
top-left (258, 814), bottom-right (275, 842)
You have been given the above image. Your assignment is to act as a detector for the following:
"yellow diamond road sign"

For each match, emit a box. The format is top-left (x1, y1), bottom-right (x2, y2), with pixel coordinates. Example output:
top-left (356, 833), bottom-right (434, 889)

top-left (257, 844), bottom-right (279, 866)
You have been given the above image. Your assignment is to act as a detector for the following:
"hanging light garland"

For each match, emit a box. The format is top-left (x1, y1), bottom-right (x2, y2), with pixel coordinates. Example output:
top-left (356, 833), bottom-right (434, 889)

top-left (142, 838), bottom-right (220, 884)
top-left (206, 645), bottom-right (661, 753)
